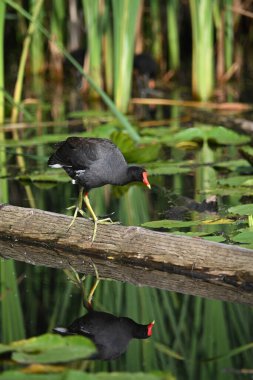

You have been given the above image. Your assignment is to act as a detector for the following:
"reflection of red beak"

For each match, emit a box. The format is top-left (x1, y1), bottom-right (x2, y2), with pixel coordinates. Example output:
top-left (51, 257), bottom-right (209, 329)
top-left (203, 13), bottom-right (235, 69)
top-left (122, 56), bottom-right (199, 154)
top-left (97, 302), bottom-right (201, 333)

top-left (143, 171), bottom-right (151, 189)
top-left (147, 320), bottom-right (155, 336)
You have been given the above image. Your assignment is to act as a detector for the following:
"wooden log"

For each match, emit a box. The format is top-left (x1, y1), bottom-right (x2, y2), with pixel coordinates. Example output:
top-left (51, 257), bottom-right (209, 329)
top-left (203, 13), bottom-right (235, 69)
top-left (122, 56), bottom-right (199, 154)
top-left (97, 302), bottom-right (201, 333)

top-left (0, 204), bottom-right (253, 305)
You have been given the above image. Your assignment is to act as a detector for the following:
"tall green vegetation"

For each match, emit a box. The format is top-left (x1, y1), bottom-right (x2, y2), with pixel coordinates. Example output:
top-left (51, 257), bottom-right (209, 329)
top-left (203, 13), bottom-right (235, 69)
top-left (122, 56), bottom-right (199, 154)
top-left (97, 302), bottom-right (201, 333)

top-left (0, 1), bottom-right (5, 124)
top-left (112, 0), bottom-right (141, 113)
top-left (30, 0), bottom-right (45, 74)
top-left (189, 0), bottom-right (214, 100)
top-left (0, 3), bottom-right (25, 344)
top-left (82, 0), bottom-right (103, 95)
top-left (166, 0), bottom-right (180, 71)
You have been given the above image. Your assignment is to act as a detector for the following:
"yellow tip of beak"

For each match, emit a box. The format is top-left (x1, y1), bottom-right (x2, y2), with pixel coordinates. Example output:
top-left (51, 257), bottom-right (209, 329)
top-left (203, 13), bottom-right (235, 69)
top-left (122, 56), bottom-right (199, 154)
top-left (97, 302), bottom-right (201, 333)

top-left (147, 183), bottom-right (151, 189)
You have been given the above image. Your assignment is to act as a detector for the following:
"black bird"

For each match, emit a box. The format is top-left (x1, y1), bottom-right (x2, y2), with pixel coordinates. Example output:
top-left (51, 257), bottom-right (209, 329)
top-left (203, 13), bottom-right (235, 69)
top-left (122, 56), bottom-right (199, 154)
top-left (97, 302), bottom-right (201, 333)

top-left (48, 137), bottom-right (151, 240)
top-left (54, 310), bottom-right (155, 360)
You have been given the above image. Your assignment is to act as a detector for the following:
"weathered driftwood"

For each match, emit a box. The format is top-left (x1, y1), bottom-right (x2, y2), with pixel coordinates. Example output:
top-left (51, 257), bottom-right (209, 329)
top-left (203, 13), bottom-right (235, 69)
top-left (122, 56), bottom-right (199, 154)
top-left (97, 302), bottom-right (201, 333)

top-left (0, 204), bottom-right (253, 305)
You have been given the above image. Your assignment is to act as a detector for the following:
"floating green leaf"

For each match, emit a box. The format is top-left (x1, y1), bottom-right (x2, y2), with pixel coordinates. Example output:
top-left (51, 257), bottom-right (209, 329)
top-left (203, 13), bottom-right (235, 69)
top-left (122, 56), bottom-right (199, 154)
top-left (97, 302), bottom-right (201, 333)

top-left (0, 370), bottom-right (174, 380)
top-left (4, 334), bottom-right (96, 364)
top-left (0, 343), bottom-right (13, 355)
top-left (214, 159), bottom-right (251, 171)
top-left (228, 204), bottom-right (253, 216)
top-left (16, 171), bottom-right (70, 183)
top-left (202, 236), bottom-right (226, 243)
top-left (218, 176), bottom-right (253, 187)
top-left (145, 161), bottom-right (191, 175)
top-left (142, 218), bottom-right (233, 229)
top-left (231, 231), bottom-right (253, 244)
top-left (168, 126), bottom-right (250, 146)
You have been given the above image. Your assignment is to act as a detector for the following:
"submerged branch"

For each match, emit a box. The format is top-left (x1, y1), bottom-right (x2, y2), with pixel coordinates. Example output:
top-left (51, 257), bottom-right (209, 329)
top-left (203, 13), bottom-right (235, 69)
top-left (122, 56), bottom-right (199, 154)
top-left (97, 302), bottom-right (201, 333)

top-left (0, 204), bottom-right (253, 306)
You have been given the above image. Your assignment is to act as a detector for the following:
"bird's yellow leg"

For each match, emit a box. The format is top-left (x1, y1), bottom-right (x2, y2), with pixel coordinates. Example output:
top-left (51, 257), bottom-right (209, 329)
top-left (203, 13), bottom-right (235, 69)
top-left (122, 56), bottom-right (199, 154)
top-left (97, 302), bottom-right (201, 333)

top-left (83, 193), bottom-right (118, 241)
top-left (67, 187), bottom-right (85, 230)
top-left (87, 263), bottom-right (100, 308)
top-left (64, 263), bottom-right (100, 309)
top-left (83, 193), bottom-right (98, 222)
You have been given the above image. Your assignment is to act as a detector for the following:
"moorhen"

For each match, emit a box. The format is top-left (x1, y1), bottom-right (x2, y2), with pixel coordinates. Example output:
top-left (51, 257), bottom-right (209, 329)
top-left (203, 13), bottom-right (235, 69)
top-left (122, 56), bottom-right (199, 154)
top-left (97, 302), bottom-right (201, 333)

top-left (48, 137), bottom-right (151, 240)
top-left (54, 310), bottom-right (155, 360)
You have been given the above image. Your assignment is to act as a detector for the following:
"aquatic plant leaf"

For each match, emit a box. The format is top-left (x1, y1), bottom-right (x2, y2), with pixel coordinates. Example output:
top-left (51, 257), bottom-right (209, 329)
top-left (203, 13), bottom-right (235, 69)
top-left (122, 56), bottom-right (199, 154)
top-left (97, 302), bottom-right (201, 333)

top-left (125, 145), bottom-right (161, 164)
top-left (0, 369), bottom-right (174, 380)
top-left (16, 171), bottom-right (70, 183)
top-left (11, 334), bottom-right (95, 364)
top-left (214, 159), bottom-right (251, 171)
top-left (202, 236), bottom-right (226, 243)
top-left (142, 220), bottom-right (200, 229)
top-left (110, 131), bottom-right (135, 153)
top-left (145, 161), bottom-right (190, 175)
top-left (0, 343), bottom-right (13, 354)
top-left (228, 204), bottom-right (253, 216)
top-left (231, 231), bottom-right (253, 244)
top-left (218, 176), bottom-right (253, 187)
top-left (170, 126), bottom-right (250, 146)
top-left (142, 218), bottom-right (233, 229)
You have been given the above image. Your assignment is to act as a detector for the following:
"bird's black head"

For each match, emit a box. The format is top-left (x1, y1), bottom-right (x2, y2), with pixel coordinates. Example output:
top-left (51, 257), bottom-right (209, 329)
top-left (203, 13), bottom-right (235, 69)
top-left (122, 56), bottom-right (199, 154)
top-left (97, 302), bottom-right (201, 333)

top-left (127, 166), bottom-right (151, 189)
top-left (132, 320), bottom-right (155, 339)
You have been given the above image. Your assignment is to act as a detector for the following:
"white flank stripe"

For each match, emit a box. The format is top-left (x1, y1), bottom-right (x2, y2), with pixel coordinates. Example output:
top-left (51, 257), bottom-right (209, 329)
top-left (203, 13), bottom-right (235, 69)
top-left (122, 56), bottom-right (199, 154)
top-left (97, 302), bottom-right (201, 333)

top-left (49, 164), bottom-right (63, 168)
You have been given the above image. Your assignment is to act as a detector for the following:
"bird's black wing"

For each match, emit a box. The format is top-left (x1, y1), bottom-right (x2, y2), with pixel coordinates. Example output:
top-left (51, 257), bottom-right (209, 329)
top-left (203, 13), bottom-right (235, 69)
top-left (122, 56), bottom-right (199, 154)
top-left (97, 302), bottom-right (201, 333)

top-left (48, 137), bottom-right (127, 170)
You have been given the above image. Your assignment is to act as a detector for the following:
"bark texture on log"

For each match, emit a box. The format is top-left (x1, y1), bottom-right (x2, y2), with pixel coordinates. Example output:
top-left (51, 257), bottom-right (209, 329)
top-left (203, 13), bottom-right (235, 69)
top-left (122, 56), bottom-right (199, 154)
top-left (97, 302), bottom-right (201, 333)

top-left (0, 204), bottom-right (253, 305)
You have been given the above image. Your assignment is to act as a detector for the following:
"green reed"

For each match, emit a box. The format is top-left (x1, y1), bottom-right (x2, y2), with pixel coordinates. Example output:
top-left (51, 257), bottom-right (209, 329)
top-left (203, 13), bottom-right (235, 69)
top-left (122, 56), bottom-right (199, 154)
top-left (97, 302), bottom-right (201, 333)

top-left (50, 0), bottom-right (66, 78)
top-left (6, 0), bottom-right (140, 142)
top-left (82, 0), bottom-right (103, 96)
top-left (149, 0), bottom-right (163, 65)
top-left (112, 0), bottom-right (141, 113)
top-left (0, 3), bottom-right (25, 344)
top-left (0, 1), bottom-right (5, 124)
top-left (189, 0), bottom-right (214, 100)
top-left (166, 0), bottom-right (180, 71)
top-left (29, 0), bottom-right (45, 74)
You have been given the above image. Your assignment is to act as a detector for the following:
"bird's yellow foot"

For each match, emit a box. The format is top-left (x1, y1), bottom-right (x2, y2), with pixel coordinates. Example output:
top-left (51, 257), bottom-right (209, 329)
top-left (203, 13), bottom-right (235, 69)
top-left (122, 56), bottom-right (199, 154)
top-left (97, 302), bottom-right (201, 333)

top-left (67, 205), bottom-right (86, 230)
top-left (92, 218), bottom-right (120, 242)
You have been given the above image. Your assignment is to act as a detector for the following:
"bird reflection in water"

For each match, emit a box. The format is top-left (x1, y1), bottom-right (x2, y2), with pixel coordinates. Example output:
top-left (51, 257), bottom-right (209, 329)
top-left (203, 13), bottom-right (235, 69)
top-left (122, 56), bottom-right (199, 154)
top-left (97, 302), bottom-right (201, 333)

top-left (54, 265), bottom-right (155, 360)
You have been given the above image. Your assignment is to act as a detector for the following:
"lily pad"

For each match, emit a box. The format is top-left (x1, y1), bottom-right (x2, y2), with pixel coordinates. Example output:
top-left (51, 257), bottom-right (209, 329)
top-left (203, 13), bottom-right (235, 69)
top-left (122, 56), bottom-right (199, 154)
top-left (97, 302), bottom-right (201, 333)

top-left (0, 370), bottom-right (174, 380)
top-left (214, 159), bottom-right (251, 171)
top-left (228, 204), bottom-right (253, 216)
top-left (5, 334), bottom-right (95, 364)
top-left (145, 161), bottom-right (191, 175)
top-left (231, 231), bottom-right (253, 244)
top-left (218, 176), bottom-right (253, 187)
top-left (142, 218), bottom-right (233, 230)
top-left (166, 126), bottom-right (250, 146)
top-left (16, 171), bottom-right (70, 183)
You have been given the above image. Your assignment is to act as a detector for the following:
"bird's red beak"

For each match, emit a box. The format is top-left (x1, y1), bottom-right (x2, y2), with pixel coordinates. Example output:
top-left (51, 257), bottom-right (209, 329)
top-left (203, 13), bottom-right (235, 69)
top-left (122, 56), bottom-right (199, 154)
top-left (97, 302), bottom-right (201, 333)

top-left (147, 320), bottom-right (155, 336)
top-left (143, 171), bottom-right (151, 189)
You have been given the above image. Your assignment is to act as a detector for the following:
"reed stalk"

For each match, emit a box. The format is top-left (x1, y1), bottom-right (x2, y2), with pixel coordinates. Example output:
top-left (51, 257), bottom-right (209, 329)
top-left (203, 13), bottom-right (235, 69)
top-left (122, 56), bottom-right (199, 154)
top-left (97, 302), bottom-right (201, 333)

top-left (189, 0), bottom-right (214, 100)
top-left (112, 0), bottom-right (141, 113)
top-left (0, 2), bottom-right (4, 125)
top-left (82, 0), bottom-right (103, 96)
top-left (29, 0), bottom-right (45, 74)
top-left (0, 1), bottom-right (7, 211)
top-left (166, 0), bottom-right (180, 71)
top-left (102, 2), bottom-right (113, 96)
top-left (149, 0), bottom-right (163, 66)
top-left (0, 6), bottom-right (25, 340)
top-left (224, 0), bottom-right (233, 71)
top-left (50, 0), bottom-right (65, 79)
